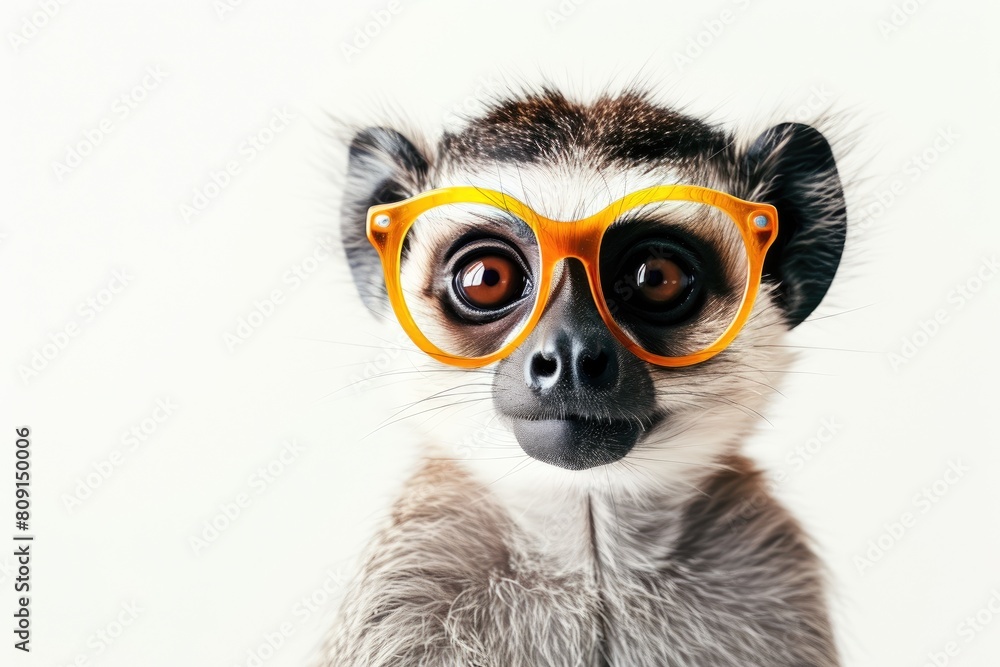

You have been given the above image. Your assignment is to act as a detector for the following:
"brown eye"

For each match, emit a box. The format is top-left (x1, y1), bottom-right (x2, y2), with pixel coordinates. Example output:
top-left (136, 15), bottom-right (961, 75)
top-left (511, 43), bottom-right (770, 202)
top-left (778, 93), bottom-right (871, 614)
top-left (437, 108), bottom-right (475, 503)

top-left (634, 257), bottom-right (689, 304)
top-left (455, 254), bottom-right (526, 310)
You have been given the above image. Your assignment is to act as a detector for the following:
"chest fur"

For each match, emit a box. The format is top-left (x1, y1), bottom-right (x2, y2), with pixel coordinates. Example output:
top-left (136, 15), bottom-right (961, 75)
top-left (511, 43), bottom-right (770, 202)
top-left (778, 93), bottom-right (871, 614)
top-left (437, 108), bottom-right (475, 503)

top-left (325, 458), bottom-right (836, 667)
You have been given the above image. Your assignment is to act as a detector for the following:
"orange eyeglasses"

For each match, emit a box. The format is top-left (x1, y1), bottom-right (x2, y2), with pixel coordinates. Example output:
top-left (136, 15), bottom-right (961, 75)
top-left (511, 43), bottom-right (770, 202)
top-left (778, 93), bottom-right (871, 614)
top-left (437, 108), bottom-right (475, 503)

top-left (366, 185), bottom-right (778, 368)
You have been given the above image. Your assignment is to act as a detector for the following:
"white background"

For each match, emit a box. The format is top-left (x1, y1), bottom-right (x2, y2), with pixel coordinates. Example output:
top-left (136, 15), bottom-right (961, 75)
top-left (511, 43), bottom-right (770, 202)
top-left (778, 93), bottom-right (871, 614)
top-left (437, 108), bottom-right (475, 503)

top-left (2, 0), bottom-right (999, 665)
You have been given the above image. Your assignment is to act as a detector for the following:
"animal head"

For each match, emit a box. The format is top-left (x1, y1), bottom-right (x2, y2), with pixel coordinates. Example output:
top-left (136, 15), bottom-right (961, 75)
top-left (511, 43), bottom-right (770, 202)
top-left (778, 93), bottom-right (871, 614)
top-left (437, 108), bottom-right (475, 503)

top-left (341, 88), bottom-right (846, 496)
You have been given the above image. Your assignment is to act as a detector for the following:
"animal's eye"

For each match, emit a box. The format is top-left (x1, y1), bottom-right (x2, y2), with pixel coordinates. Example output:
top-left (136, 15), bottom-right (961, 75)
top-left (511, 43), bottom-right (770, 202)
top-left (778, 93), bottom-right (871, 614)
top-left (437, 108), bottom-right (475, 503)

top-left (454, 254), bottom-right (528, 311)
top-left (632, 256), bottom-right (690, 305)
top-left (614, 242), bottom-right (702, 323)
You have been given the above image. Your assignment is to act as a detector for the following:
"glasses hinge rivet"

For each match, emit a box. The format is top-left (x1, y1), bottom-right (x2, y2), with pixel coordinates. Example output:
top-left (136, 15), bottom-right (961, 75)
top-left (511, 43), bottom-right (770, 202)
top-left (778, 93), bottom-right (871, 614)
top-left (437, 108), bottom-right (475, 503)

top-left (753, 215), bottom-right (768, 228)
top-left (374, 214), bottom-right (391, 228)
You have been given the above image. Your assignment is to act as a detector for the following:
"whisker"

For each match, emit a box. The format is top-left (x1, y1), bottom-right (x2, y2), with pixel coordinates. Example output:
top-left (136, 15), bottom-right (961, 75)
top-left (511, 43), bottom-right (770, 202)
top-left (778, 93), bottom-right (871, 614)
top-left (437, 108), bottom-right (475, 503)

top-left (365, 396), bottom-right (492, 437)
top-left (384, 385), bottom-right (496, 422)
top-left (489, 456), bottom-right (534, 487)
top-left (653, 391), bottom-right (772, 426)
top-left (754, 344), bottom-right (878, 354)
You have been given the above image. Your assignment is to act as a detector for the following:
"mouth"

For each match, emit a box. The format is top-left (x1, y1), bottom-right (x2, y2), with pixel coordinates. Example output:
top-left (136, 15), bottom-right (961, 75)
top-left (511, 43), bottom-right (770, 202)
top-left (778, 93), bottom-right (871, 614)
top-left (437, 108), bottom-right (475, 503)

top-left (509, 413), bottom-right (662, 471)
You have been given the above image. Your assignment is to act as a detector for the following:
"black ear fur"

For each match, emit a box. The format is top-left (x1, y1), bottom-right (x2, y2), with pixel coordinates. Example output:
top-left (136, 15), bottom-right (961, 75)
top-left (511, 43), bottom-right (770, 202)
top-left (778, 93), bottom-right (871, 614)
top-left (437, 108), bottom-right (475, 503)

top-left (744, 123), bottom-right (847, 327)
top-left (341, 127), bottom-right (429, 312)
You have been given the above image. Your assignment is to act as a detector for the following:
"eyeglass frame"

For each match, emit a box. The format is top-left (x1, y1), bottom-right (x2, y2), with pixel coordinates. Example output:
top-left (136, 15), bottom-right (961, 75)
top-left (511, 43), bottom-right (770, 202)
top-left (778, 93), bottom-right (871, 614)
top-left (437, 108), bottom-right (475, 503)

top-left (366, 184), bottom-right (778, 368)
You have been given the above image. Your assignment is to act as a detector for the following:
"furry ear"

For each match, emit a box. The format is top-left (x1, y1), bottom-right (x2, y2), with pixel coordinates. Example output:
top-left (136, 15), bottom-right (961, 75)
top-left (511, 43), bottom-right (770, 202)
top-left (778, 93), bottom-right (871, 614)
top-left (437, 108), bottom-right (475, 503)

top-left (744, 123), bottom-right (847, 327)
top-left (341, 127), bottom-right (429, 312)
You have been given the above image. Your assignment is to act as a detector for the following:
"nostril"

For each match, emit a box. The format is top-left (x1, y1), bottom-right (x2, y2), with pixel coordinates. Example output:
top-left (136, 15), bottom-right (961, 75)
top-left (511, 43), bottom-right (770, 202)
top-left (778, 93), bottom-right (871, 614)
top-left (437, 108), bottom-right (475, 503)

top-left (531, 353), bottom-right (558, 379)
top-left (579, 350), bottom-right (609, 380)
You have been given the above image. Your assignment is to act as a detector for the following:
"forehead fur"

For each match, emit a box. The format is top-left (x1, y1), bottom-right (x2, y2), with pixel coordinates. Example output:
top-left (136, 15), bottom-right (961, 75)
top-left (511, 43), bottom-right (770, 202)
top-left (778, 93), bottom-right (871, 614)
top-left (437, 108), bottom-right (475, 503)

top-left (439, 88), bottom-right (731, 170)
top-left (428, 89), bottom-right (746, 221)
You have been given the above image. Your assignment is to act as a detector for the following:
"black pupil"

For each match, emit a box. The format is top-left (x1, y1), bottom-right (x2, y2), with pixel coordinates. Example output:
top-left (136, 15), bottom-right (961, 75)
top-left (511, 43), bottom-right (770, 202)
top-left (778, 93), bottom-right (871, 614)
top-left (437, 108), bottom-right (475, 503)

top-left (482, 269), bottom-right (500, 287)
top-left (645, 266), bottom-right (665, 285)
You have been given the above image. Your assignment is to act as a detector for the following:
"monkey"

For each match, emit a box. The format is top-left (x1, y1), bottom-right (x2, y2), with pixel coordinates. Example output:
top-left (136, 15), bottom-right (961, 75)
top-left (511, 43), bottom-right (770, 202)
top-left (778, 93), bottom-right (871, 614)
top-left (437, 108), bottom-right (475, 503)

top-left (319, 86), bottom-right (847, 667)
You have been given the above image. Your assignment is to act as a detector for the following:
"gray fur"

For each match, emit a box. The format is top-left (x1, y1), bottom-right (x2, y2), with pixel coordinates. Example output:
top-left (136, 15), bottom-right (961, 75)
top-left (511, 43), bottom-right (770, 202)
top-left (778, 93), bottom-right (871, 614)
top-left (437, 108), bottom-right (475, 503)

top-left (320, 458), bottom-right (835, 666)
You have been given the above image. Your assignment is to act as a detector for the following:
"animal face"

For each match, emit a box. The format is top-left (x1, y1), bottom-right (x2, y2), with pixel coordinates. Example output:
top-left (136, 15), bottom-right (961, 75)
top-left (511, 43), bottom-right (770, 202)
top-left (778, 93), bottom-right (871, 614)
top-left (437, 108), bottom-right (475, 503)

top-left (341, 90), bottom-right (846, 490)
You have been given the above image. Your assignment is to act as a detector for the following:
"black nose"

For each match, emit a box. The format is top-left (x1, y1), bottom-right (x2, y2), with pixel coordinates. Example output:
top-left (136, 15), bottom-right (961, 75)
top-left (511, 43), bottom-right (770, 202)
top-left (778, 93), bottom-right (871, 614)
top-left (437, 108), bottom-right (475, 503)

top-left (526, 332), bottom-right (619, 392)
